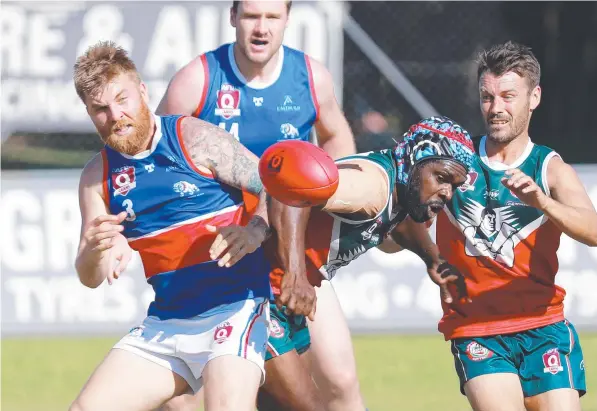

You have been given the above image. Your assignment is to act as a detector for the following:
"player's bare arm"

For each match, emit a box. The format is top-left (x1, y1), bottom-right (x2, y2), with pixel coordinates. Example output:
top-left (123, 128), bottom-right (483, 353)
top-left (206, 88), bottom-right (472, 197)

top-left (502, 156), bottom-right (597, 246)
top-left (180, 116), bottom-right (271, 266)
top-left (321, 159), bottom-right (388, 217)
top-left (377, 236), bottom-right (404, 253)
top-left (75, 154), bottom-right (132, 288)
top-left (155, 57), bottom-right (205, 116)
top-left (309, 56), bottom-right (356, 159)
top-left (269, 202), bottom-right (317, 320)
top-left (389, 218), bottom-right (469, 304)
top-left (180, 116), bottom-right (264, 194)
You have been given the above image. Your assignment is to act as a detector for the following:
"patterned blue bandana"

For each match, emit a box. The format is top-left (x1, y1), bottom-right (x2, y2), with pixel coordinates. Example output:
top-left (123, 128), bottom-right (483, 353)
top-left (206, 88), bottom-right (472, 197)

top-left (393, 116), bottom-right (475, 186)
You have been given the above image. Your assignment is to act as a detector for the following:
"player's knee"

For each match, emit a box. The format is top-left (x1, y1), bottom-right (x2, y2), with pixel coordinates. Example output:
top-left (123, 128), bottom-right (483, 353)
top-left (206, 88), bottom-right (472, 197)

top-left (323, 369), bottom-right (361, 400)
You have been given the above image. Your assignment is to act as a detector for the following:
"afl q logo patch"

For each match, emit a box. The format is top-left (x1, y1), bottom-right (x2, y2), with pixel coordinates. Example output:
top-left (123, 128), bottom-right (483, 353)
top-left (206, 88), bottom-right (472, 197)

top-left (542, 348), bottom-right (564, 375)
top-left (268, 155), bottom-right (284, 172)
top-left (465, 341), bottom-right (493, 361)
top-left (214, 322), bottom-right (233, 344)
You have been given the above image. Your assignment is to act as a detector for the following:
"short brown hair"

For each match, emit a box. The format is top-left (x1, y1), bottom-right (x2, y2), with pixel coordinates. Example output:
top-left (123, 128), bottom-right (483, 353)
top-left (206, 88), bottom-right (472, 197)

top-left (73, 41), bottom-right (140, 102)
top-left (477, 41), bottom-right (541, 89)
top-left (231, 1), bottom-right (292, 14)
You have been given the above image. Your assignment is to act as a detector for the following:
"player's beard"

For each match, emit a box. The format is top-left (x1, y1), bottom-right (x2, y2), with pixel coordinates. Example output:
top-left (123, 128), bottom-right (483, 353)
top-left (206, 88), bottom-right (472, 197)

top-left (486, 101), bottom-right (530, 144)
top-left (102, 102), bottom-right (152, 156)
top-left (404, 167), bottom-right (445, 223)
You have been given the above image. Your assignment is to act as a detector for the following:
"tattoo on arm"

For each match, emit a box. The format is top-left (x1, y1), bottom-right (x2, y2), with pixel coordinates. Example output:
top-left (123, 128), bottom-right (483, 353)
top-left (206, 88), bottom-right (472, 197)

top-left (181, 117), bottom-right (263, 194)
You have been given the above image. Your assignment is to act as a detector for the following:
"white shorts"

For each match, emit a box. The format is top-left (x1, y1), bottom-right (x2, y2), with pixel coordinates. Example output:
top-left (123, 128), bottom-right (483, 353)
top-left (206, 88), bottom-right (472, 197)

top-left (114, 297), bottom-right (269, 393)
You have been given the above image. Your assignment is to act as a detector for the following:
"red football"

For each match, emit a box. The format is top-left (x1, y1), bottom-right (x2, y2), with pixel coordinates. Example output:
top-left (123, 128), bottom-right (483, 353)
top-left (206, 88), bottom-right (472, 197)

top-left (259, 140), bottom-right (339, 207)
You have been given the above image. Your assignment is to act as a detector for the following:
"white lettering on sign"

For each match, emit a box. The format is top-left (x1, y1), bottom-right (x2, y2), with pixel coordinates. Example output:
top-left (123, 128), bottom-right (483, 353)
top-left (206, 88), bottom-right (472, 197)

top-left (283, 5), bottom-right (327, 64)
top-left (144, 6), bottom-right (194, 77)
top-left (1, 6), bottom-right (26, 75)
top-left (195, 6), bottom-right (220, 54)
top-left (1, 187), bottom-right (142, 273)
top-left (333, 272), bottom-right (389, 320)
top-left (44, 191), bottom-right (80, 271)
top-left (415, 277), bottom-right (443, 317)
top-left (333, 271), bottom-right (444, 320)
top-left (77, 4), bottom-right (134, 57)
top-left (5, 276), bottom-right (140, 323)
top-left (2, 79), bottom-right (87, 122)
top-left (28, 12), bottom-right (66, 76)
top-left (219, 6), bottom-right (236, 46)
top-left (1, 3), bottom-right (342, 131)
top-left (144, 80), bottom-right (169, 114)
top-left (391, 284), bottom-right (414, 308)
top-left (2, 174), bottom-right (597, 333)
top-left (1, 5), bottom-right (66, 77)
top-left (1, 189), bottom-right (45, 271)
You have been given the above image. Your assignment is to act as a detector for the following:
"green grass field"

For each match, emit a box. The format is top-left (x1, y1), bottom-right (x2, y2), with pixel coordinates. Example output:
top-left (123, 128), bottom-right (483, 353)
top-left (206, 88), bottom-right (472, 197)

top-left (2, 334), bottom-right (596, 411)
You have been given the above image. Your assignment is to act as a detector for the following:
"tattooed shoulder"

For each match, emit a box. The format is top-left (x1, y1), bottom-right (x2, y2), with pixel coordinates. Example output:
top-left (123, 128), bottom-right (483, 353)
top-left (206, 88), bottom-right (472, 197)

top-left (180, 116), bottom-right (263, 195)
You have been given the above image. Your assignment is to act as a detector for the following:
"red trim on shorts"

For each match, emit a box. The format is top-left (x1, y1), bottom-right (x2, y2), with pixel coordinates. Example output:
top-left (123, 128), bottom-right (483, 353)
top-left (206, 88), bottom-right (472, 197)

top-left (564, 320), bottom-right (575, 389)
top-left (191, 54), bottom-right (210, 118)
top-left (305, 55), bottom-right (320, 122)
top-left (100, 149), bottom-right (110, 209)
top-left (266, 342), bottom-right (279, 358)
top-left (176, 116), bottom-right (214, 179)
top-left (243, 301), bottom-right (265, 359)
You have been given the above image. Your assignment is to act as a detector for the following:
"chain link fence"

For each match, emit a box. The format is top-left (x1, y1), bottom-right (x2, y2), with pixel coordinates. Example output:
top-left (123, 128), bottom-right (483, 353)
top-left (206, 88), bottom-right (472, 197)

top-left (345, 1), bottom-right (597, 160)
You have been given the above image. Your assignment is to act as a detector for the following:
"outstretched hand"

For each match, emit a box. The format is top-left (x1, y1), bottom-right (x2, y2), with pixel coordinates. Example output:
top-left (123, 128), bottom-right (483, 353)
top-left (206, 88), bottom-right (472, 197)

top-left (426, 258), bottom-right (470, 304)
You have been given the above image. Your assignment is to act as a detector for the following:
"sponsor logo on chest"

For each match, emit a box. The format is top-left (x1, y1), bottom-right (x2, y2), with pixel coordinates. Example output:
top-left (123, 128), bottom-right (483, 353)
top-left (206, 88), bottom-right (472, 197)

top-left (173, 181), bottom-right (201, 197)
top-left (277, 95), bottom-right (301, 112)
top-left (279, 123), bottom-right (300, 139)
